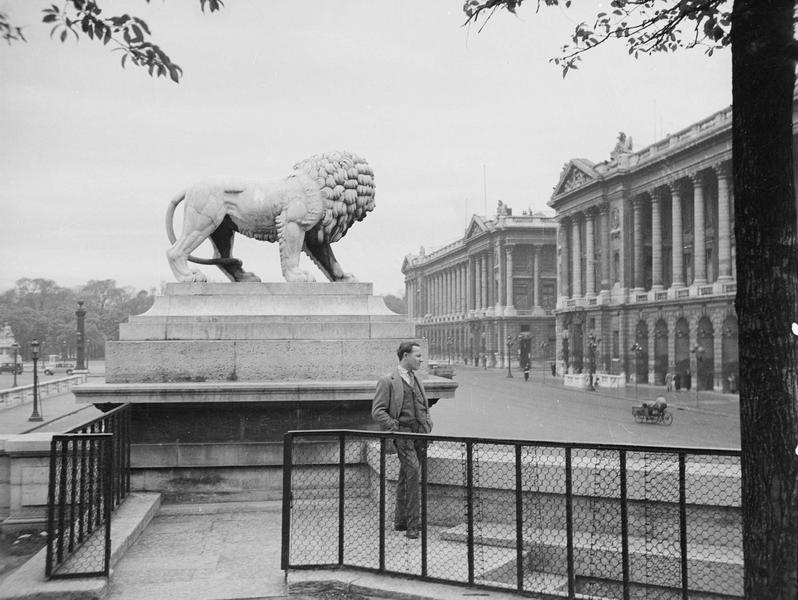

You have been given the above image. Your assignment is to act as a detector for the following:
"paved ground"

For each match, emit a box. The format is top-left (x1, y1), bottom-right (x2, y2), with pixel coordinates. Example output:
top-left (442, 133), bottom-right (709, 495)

top-left (433, 365), bottom-right (740, 449)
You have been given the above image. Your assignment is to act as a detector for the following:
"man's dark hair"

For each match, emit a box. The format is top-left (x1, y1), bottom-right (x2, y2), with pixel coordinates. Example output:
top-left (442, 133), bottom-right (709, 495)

top-left (397, 341), bottom-right (420, 361)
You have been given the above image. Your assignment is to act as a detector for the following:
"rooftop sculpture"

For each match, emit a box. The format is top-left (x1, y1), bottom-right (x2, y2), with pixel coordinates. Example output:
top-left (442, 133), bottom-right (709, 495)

top-left (166, 151), bottom-right (375, 283)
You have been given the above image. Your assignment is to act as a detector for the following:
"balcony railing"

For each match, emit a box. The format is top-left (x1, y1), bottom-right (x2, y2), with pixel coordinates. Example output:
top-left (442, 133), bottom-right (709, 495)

top-left (282, 430), bottom-right (742, 599)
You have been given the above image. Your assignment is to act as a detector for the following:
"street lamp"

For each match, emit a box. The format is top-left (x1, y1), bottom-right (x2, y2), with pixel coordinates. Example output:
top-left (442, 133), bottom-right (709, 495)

top-left (76, 300), bottom-right (86, 370)
top-left (630, 342), bottom-right (644, 400)
top-left (29, 339), bottom-right (42, 422)
top-left (539, 341), bottom-right (549, 383)
top-left (506, 335), bottom-right (515, 378)
top-left (691, 344), bottom-right (704, 407)
top-left (11, 342), bottom-right (19, 388)
top-left (587, 333), bottom-right (601, 391)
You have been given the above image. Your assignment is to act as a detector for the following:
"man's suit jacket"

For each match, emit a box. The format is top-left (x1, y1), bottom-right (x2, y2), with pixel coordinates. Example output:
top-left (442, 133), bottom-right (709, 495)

top-left (371, 367), bottom-right (433, 433)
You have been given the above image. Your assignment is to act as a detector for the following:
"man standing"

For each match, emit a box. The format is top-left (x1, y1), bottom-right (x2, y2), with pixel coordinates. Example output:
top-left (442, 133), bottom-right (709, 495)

top-left (372, 342), bottom-right (433, 539)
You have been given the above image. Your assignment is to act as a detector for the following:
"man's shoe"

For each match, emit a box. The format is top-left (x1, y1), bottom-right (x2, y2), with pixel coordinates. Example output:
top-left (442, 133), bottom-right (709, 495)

top-left (394, 524), bottom-right (407, 531)
top-left (405, 529), bottom-right (419, 539)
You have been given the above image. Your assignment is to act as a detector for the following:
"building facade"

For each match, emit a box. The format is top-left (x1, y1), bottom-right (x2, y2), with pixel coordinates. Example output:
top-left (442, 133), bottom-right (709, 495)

top-left (403, 204), bottom-right (558, 368)
top-left (550, 109), bottom-right (740, 392)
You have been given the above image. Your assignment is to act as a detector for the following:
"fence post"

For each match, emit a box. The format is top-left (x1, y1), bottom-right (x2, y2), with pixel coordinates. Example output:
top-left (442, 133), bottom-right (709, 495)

top-left (280, 433), bottom-right (293, 571)
top-left (565, 447), bottom-right (575, 599)
top-left (515, 444), bottom-right (524, 592)
top-left (620, 450), bottom-right (630, 600)
top-left (466, 441), bottom-right (474, 585)
top-left (338, 433), bottom-right (345, 566)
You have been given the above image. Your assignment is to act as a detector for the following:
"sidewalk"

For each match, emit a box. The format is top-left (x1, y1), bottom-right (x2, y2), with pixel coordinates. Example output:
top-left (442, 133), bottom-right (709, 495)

top-left (0, 379), bottom-right (104, 435)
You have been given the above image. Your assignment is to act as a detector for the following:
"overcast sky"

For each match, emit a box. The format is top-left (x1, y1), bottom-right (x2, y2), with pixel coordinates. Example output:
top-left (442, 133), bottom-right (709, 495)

top-left (0, 1), bottom-right (731, 296)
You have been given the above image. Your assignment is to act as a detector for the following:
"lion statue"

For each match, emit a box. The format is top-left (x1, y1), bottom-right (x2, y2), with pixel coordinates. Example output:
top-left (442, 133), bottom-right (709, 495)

top-left (166, 151), bottom-right (375, 283)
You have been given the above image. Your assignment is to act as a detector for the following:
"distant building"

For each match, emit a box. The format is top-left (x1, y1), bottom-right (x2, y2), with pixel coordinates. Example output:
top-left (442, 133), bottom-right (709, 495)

top-left (402, 203), bottom-right (558, 368)
top-left (0, 324), bottom-right (20, 365)
top-left (550, 109), bottom-right (740, 392)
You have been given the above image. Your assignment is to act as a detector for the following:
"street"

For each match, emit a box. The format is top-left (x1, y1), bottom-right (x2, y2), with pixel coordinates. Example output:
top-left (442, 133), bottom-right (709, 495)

top-left (431, 365), bottom-right (740, 450)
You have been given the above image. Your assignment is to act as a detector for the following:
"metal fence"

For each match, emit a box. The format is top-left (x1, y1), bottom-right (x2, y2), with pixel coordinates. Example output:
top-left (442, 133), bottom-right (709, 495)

top-left (46, 433), bottom-right (113, 578)
top-left (45, 404), bottom-right (131, 579)
top-left (282, 430), bottom-right (742, 599)
top-left (69, 403), bottom-right (132, 508)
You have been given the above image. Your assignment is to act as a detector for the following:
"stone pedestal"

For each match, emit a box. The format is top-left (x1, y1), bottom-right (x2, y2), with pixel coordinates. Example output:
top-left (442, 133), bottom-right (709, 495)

top-left (73, 283), bottom-right (456, 498)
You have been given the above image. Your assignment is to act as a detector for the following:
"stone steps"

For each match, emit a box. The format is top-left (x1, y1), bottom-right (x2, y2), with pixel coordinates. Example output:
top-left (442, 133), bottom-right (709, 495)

top-left (439, 521), bottom-right (743, 597)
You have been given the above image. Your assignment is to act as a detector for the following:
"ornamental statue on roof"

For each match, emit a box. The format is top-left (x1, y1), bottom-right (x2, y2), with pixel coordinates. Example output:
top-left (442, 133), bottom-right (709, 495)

top-left (610, 131), bottom-right (634, 160)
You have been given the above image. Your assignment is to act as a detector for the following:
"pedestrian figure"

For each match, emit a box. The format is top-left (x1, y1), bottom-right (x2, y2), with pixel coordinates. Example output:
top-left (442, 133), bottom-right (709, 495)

top-left (551, 362), bottom-right (556, 377)
top-left (482, 353), bottom-right (487, 370)
top-left (523, 364), bottom-right (530, 382)
top-left (665, 371), bottom-right (673, 392)
top-left (372, 342), bottom-right (433, 540)
top-left (674, 372), bottom-right (682, 391)
top-left (727, 373), bottom-right (737, 393)
top-left (684, 370), bottom-right (692, 391)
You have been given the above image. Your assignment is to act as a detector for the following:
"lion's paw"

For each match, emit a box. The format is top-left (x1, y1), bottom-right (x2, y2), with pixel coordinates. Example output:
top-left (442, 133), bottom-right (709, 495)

top-left (339, 273), bottom-right (358, 282)
top-left (191, 270), bottom-right (208, 283)
top-left (236, 272), bottom-right (262, 283)
top-left (285, 270), bottom-right (315, 283)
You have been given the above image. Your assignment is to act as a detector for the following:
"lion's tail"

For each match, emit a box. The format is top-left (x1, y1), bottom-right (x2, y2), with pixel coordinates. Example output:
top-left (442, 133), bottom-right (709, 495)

top-left (165, 191), bottom-right (241, 267)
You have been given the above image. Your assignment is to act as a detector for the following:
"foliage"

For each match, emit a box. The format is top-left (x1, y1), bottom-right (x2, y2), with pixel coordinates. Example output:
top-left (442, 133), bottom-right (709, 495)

top-left (0, 278), bottom-right (155, 360)
top-left (2, 0), bottom-right (225, 82)
top-left (463, 0), bottom-right (731, 76)
top-left (383, 293), bottom-right (407, 315)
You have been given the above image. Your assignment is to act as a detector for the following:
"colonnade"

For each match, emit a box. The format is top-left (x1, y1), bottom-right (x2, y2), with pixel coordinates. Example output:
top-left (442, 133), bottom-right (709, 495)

top-left (407, 244), bottom-right (550, 320)
top-left (559, 162), bottom-right (733, 299)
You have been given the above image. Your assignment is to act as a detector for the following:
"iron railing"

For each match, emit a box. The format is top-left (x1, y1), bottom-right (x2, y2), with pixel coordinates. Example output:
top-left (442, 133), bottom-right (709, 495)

top-left (68, 403), bottom-right (132, 508)
top-left (282, 430), bottom-right (742, 599)
top-left (45, 404), bottom-right (131, 578)
top-left (46, 433), bottom-right (113, 578)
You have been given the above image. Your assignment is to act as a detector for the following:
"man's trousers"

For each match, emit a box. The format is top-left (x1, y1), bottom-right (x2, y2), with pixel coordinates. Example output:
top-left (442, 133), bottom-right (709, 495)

top-left (394, 438), bottom-right (426, 531)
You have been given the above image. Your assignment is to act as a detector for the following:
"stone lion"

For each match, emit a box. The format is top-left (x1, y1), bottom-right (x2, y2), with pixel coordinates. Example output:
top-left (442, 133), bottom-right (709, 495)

top-left (166, 151), bottom-right (375, 283)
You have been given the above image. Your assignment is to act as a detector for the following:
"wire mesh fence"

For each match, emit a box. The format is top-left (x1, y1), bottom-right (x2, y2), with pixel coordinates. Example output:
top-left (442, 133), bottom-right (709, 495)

top-left (282, 430), bottom-right (742, 599)
top-left (46, 433), bottom-right (113, 579)
top-left (68, 403), bottom-right (132, 509)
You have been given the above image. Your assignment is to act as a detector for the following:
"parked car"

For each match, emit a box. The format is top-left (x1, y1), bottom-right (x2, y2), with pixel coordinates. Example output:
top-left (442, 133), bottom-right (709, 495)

top-left (43, 361), bottom-right (75, 375)
top-left (427, 361), bottom-right (455, 379)
top-left (0, 362), bottom-right (23, 375)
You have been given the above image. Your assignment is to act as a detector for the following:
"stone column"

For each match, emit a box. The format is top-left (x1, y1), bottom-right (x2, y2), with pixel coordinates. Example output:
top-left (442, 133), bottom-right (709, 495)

top-left (481, 253), bottom-right (488, 310)
top-left (715, 163), bottom-right (733, 281)
top-left (633, 196), bottom-right (644, 291)
top-left (560, 218), bottom-right (570, 298)
top-left (533, 245), bottom-right (541, 309)
top-left (585, 210), bottom-right (595, 296)
top-left (692, 172), bottom-right (707, 284)
top-left (505, 245), bottom-right (515, 313)
top-left (670, 180), bottom-right (684, 287)
top-left (599, 203), bottom-right (611, 291)
top-left (466, 257), bottom-right (473, 312)
top-left (571, 216), bottom-right (582, 298)
top-left (651, 189), bottom-right (664, 290)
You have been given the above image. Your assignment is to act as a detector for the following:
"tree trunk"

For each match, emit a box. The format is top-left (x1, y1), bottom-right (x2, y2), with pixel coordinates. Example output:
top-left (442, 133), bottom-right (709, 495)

top-left (732, 1), bottom-right (798, 598)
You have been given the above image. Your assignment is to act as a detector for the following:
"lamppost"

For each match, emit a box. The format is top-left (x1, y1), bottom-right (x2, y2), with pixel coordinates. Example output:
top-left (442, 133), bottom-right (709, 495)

top-left (540, 341), bottom-right (549, 383)
top-left (506, 335), bottom-right (515, 378)
top-left (11, 342), bottom-right (19, 388)
top-left (587, 333), bottom-right (601, 391)
top-left (630, 341), bottom-right (644, 401)
top-left (76, 300), bottom-right (86, 370)
top-left (691, 344), bottom-right (704, 407)
top-left (29, 339), bottom-right (42, 422)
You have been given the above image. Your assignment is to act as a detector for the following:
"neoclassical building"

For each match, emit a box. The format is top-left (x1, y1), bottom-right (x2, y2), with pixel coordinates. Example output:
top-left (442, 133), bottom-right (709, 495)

top-left (403, 205), bottom-right (558, 368)
top-left (551, 109), bottom-right (739, 392)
